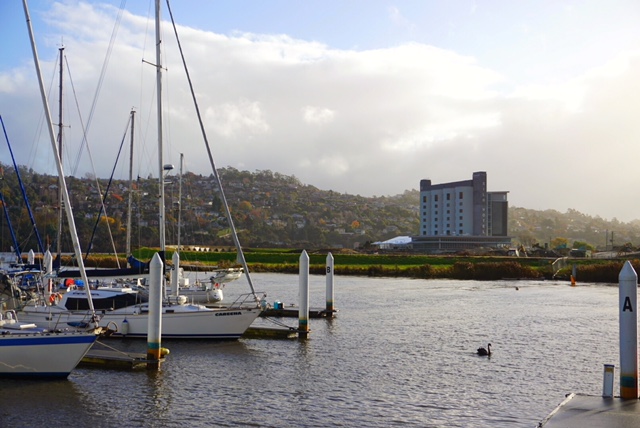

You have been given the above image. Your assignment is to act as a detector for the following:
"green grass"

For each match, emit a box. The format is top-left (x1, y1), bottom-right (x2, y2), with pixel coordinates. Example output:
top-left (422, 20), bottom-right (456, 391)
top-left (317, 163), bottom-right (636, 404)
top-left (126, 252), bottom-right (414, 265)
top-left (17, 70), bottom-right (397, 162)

top-left (104, 248), bottom-right (635, 283)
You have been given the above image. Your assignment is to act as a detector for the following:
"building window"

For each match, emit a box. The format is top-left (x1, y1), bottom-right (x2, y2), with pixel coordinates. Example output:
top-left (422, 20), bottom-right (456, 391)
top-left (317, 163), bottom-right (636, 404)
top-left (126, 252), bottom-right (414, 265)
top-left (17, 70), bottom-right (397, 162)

top-left (459, 209), bottom-right (463, 213)
top-left (423, 196), bottom-right (427, 203)
top-left (446, 193), bottom-right (450, 200)
top-left (435, 195), bottom-right (439, 202)
top-left (447, 210), bottom-right (450, 214)
top-left (434, 218), bottom-right (438, 221)
top-left (459, 192), bottom-right (463, 199)
top-left (459, 223), bottom-right (463, 227)
top-left (459, 230), bottom-right (463, 235)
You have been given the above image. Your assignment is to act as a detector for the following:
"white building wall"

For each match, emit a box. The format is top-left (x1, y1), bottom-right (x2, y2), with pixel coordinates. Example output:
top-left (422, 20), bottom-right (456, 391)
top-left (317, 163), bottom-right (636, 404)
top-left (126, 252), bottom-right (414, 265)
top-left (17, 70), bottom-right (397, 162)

top-left (421, 185), bottom-right (475, 236)
top-left (453, 185), bottom-right (474, 235)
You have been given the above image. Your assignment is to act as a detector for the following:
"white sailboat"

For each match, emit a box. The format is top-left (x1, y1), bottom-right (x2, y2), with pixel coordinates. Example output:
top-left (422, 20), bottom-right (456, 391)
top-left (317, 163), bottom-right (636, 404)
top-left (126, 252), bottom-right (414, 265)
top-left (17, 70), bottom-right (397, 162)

top-left (0, 309), bottom-right (96, 378)
top-left (0, 0), bottom-right (99, 378)
top-left (16, 0), bottom-right (262, 339)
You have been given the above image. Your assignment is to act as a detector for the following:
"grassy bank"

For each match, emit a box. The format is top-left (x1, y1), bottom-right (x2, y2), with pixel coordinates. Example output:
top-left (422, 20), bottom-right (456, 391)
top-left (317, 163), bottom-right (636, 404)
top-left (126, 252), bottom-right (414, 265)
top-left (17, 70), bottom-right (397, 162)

top-left (53, 249), bottom-right (636, 283)
top-left (130, 248), bottom-right (636, 283)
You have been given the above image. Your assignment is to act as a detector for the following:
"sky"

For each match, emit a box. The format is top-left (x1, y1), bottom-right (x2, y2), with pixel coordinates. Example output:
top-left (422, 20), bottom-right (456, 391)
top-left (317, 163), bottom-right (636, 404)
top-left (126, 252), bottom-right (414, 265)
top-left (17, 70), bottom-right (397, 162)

top-left (1, 1), bottom-right (640, 222)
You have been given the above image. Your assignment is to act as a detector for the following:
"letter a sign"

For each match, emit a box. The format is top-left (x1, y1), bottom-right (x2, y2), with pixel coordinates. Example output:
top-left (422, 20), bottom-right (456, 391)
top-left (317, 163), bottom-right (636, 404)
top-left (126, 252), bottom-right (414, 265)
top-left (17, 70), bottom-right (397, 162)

top-left (623, 296), bottom-right (634, 312)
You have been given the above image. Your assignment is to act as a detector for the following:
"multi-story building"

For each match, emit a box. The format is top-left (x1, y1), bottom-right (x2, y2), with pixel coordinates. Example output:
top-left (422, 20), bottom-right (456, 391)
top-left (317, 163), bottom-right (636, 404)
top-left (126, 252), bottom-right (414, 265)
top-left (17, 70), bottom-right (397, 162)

top-left (412, 171), bottom-right (511, 253)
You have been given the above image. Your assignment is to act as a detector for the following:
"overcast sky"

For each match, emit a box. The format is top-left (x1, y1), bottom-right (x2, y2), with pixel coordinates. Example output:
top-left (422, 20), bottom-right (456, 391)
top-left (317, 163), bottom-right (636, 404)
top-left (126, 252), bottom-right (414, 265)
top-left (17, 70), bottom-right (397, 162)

top-left (2, 1), bottom-right (640, 222)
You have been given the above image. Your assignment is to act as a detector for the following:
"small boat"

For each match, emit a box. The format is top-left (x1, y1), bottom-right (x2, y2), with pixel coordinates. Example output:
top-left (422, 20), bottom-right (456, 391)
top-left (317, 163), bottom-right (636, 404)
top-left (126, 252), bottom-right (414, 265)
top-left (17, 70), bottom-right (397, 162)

top-left (210, 267), bottom-right (244, 284)
top-left (0, 309), bottom-right (97, 378)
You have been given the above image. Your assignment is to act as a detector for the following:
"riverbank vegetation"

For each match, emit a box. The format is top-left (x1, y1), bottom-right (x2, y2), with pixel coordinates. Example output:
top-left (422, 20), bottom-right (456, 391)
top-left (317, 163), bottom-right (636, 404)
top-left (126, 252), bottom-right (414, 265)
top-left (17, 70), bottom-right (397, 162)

top-left (63, 248), bottom-right (639, 284)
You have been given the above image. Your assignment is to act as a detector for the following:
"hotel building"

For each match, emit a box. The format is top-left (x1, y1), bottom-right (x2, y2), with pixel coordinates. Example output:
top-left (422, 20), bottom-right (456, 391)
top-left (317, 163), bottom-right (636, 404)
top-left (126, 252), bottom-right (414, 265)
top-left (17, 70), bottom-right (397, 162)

top-left (412, 171), bottom-right (511, 253)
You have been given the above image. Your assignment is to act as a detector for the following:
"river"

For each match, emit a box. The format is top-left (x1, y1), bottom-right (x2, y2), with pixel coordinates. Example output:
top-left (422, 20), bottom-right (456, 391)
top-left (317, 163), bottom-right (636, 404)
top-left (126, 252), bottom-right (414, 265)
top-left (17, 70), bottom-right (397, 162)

top-left (0, 273), bottom-right (621, 427)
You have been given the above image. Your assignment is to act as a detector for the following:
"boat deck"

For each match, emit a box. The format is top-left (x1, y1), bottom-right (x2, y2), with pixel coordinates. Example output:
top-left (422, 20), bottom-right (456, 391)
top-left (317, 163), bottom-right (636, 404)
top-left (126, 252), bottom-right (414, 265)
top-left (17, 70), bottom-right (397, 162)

top-left (538, 393), bottom-right (640, 428)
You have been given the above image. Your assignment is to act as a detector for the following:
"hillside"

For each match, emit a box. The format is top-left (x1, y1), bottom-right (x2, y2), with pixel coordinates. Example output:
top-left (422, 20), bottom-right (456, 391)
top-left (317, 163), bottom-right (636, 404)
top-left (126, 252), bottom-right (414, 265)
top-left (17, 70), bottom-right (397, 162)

top-left (0, 163), bottom-right (638, 253)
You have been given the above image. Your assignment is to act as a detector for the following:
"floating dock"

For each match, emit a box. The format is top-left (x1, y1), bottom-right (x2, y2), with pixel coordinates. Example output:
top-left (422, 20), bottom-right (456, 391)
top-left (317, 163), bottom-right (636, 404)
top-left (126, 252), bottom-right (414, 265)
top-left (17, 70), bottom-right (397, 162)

top-left (538, 393), bottom-right (640, 427)
top-left (80, 342), bottom-right (162, 370)
top-left (260, 306), bottom-right (337, 318)
top-left (243, 325), bottom-right (298, 339)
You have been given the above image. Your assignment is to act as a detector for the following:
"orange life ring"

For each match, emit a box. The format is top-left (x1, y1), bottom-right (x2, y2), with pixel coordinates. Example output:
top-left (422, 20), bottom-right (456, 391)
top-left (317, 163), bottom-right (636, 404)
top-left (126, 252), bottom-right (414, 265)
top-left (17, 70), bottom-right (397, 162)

top-left (49, 293), bottom-right (61, 305)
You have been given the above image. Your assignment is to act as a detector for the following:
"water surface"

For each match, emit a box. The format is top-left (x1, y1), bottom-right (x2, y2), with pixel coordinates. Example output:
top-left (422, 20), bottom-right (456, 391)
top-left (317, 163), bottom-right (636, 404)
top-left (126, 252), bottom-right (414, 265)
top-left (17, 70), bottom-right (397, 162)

top-left (0, 273), bottom-right (620, 427)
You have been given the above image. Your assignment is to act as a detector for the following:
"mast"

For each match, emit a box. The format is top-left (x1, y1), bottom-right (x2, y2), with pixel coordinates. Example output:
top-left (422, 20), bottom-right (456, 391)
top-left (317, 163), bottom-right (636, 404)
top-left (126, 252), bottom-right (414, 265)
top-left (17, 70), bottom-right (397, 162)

top-left (3, 119), bottom-right (45, 256)
top-left (155, 0), bottom-right (166, 256)
top-left (0, 117), bottom-right (22, 262)
top-left (177, 152), bottom-right (183, 253)
top-left (56, 46), bottom-right (64, 262)
top-left (126, 109), bottom-right (135, 257)
top-left (22, 0), bottom-right (96, 316)
top-left (0, 191), bottom-right (21, 263)
top-left (164, 2), bottom-right (257, 298)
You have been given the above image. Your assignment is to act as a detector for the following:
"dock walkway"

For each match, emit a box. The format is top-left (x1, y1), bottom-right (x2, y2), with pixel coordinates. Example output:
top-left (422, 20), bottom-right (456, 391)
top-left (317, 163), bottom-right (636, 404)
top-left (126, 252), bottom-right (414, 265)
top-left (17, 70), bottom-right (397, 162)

top-left (538, 393), bottom-right (640, 427)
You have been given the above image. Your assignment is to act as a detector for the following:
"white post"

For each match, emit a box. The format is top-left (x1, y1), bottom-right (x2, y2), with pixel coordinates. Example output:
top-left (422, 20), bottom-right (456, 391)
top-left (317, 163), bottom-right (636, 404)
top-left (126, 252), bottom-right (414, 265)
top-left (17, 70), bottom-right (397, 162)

top-left (298, 250), bottom-right (310, 338)
top-left (28, 249), bottom-right (34, 265)
top-left (171, 251), bottom-right (180, 298)
top-left (326, 252), bottom-right (335, 317)
top-left (147, 252), bottom-right (163, 370)
top-left (603, 364), bottom-right (615, 398)
top-left (619, 261), bottom-right (638, 399)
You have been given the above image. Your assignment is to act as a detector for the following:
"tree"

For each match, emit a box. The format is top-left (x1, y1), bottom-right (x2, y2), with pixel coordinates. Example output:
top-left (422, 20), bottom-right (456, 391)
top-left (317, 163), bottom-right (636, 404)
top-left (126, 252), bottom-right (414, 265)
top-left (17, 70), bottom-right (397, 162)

top-left (551, 237), bottom-right (569, 250)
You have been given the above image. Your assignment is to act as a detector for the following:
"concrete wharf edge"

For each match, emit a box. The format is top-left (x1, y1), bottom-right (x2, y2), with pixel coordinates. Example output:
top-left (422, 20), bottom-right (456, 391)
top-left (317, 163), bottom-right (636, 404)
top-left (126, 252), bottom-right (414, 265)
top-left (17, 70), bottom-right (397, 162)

top-left (538, 393), bottom-right (640, 428)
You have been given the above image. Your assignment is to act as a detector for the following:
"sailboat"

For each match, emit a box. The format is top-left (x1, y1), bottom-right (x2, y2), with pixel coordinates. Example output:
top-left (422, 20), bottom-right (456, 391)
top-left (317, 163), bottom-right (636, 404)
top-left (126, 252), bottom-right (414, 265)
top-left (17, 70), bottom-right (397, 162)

top-left (0, 0), bottom-right (101, 378)
top-left (0, 308), bottom-right (97, 378)
top-left (15, 0), bottom-right (262, 339)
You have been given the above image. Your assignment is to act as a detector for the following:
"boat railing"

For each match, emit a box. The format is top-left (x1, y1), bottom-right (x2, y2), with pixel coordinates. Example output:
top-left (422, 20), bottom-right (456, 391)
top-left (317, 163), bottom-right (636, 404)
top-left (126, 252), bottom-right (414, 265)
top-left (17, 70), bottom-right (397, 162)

top-left (44, 309), bottom-right (96, 332)
top-left (226, 291), bottom-right (263, 309)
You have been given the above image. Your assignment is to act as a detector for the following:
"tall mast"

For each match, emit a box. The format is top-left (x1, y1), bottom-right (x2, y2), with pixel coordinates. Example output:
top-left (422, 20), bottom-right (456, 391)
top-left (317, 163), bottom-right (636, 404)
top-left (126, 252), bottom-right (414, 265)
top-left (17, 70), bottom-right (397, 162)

top-left (155, 0), bottom-right (166, 255)
top-left (22, 0), bottom-right (96, 315)
top-left (56, 46), bottom-right (64, 262)
top-left (177, 152), bottom-right (183, 253)
top-left (126, 109), bottom-right (135, 256)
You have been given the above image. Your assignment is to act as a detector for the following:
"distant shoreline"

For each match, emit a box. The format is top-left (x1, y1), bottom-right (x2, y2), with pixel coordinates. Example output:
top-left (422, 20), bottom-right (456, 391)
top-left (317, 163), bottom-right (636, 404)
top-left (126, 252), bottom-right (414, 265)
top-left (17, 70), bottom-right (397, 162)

top-left (38, 250), bottom-right (633, 284)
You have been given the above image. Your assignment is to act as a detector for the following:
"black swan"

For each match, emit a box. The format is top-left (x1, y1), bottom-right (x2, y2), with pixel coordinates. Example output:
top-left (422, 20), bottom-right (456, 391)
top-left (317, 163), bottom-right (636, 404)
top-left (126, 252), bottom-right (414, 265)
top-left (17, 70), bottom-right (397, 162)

top-left (477, 343), bottom-right (491, 356)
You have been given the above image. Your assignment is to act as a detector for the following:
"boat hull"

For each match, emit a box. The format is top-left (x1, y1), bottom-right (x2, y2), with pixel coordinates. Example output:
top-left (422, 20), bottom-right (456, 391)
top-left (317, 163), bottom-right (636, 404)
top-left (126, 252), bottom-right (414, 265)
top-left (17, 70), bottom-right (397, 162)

top-left (18, 304), bottom-right (262, 340)
top-left (0, 332), bottom-right (96, 378)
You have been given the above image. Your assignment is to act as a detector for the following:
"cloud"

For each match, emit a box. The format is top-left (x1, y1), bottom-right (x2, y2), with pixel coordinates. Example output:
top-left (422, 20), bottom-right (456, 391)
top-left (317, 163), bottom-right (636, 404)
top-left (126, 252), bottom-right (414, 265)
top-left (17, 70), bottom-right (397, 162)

top-left (2, 2), bottom-right (640, 223)
top-left (302, 106), bottom-right (335, 125)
